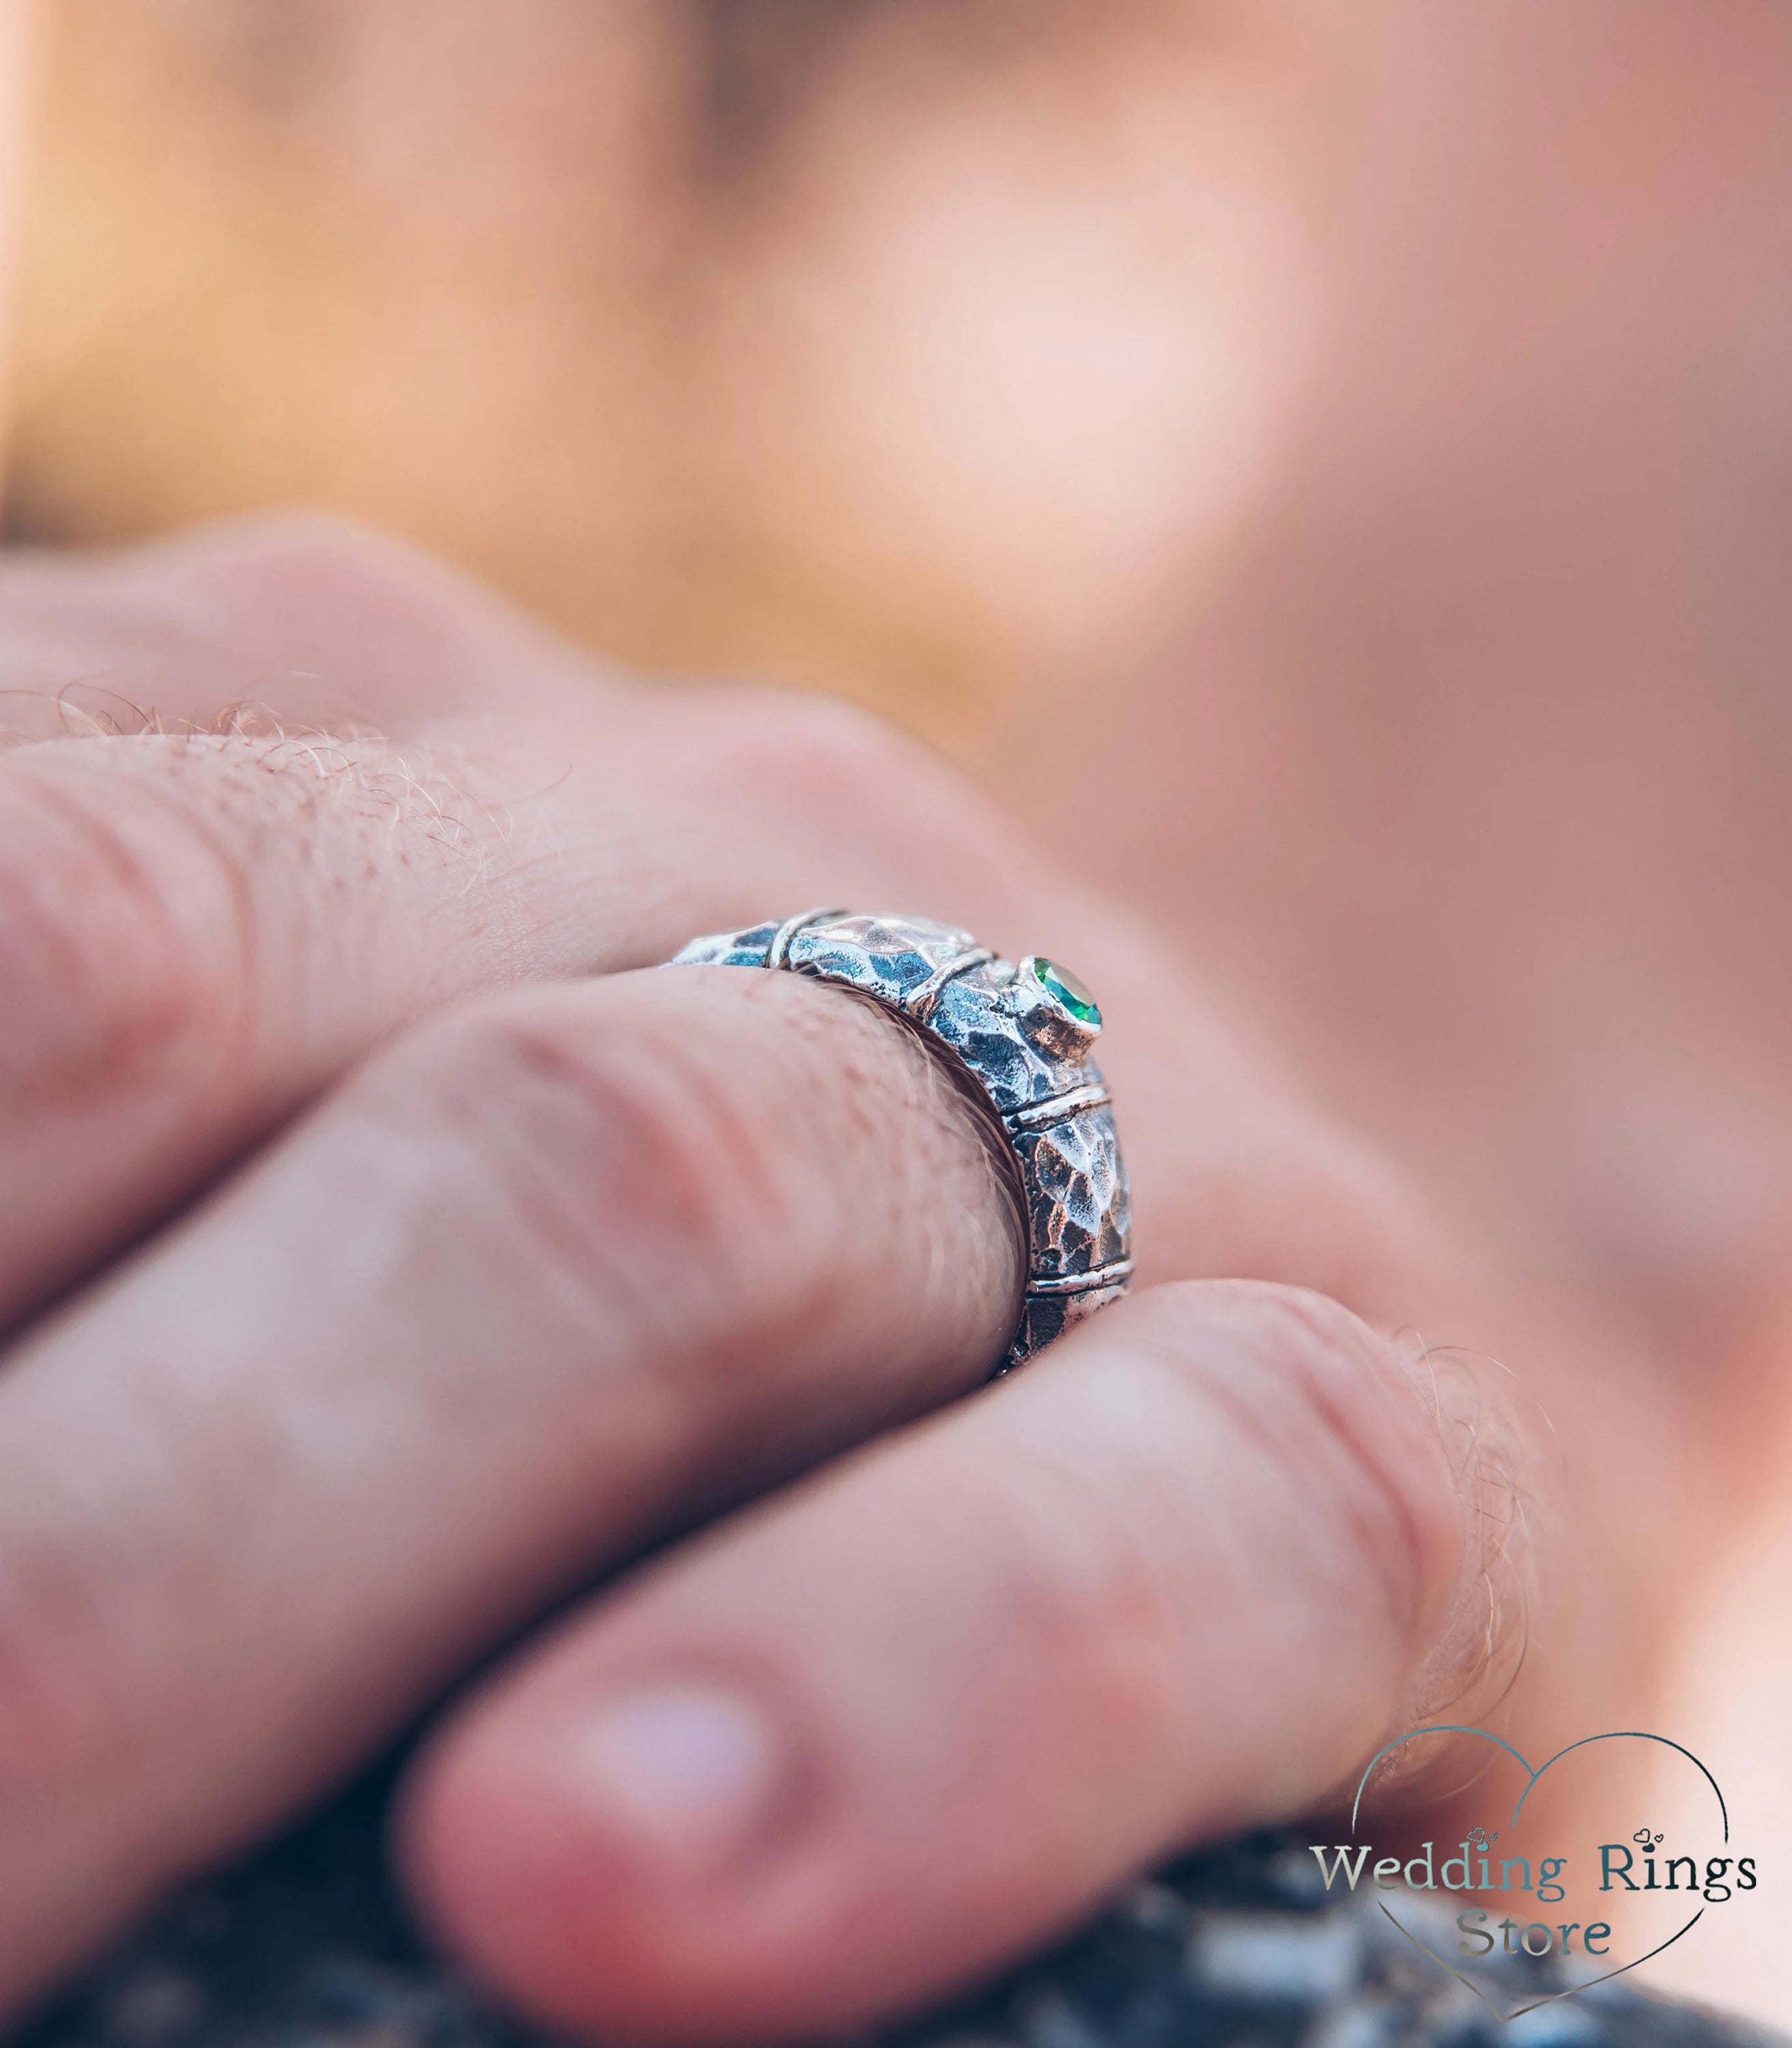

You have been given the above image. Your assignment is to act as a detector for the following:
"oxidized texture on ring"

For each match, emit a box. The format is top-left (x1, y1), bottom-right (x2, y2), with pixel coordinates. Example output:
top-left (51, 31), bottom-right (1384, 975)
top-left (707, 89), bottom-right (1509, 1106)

top-left (666, 909), bottom-right (1133, 1371)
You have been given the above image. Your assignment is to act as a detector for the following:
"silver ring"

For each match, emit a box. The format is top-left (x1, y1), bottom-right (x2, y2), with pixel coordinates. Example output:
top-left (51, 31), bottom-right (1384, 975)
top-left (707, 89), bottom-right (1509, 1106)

top-left (666, 910), bottom-right (1132, 1371)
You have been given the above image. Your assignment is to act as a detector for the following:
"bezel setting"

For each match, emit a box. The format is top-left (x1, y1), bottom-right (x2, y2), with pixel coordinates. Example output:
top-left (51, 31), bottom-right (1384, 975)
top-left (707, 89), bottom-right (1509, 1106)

top-left (1015, 954), bottom-right (1103, 1061)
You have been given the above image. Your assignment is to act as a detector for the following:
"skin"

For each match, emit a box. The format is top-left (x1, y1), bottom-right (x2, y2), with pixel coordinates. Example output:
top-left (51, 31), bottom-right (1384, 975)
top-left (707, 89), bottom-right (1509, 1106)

top-left (0, 517), bottom-right (1668, 2041)
top-left (3, 0), bottom-right (1787, 2030)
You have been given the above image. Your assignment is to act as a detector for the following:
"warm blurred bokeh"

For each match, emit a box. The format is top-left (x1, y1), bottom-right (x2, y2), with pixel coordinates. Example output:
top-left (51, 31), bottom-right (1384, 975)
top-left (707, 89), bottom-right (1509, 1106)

top-left (3, 0), bottom-right (1349, 745)
top-left (10, 0), bottom-right (1792, 2016)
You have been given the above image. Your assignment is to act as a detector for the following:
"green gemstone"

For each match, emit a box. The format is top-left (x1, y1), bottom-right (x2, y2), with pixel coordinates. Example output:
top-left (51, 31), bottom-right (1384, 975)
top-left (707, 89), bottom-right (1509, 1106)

top-left (1032, 957), bottom-right (1100, 1028)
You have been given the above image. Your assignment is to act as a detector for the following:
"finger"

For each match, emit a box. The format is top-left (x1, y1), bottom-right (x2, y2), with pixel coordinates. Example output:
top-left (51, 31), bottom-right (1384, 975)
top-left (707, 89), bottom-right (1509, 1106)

top-left (0, 702), bottom-right (1044, 1328)
top-left (0, 965), bottom-right (1023, 2011)
top-left (0, 517), bottom-right (1440, 1343)
top-left (0, 518), bottom-right (682, 1320)
top-left (401, 1281), bottom-right (1527, 2047)
top-left (0, 515), bottom-right (603, 739)
top-left (0, 528), bottom-right (1027, 1322)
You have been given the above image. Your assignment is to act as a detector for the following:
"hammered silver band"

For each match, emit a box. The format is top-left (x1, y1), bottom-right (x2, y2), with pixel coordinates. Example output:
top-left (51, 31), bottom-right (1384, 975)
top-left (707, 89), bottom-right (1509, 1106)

top-left (667, 909), bottom-right (1133, 1371)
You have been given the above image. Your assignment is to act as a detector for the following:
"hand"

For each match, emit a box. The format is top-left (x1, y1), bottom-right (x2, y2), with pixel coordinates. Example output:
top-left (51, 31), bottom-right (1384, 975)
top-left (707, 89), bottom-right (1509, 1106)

top-left (0, 519), bottom-right (1660, 2043)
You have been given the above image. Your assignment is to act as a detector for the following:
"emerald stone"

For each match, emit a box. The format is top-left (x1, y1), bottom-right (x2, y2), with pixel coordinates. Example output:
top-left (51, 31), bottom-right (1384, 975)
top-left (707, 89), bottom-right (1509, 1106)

top-left (1031, 957), bottom-right (1100, 1028)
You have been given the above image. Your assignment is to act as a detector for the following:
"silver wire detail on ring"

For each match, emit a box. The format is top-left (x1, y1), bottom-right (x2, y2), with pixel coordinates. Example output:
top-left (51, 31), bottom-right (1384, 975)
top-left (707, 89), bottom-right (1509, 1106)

top-left (666, 909), bottom-right (1132, 1371)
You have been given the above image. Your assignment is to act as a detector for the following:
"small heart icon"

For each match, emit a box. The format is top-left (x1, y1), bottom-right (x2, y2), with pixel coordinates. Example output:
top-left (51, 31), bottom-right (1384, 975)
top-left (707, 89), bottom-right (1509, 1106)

top-left (1335, 1727), bottom-right (1732, 2022)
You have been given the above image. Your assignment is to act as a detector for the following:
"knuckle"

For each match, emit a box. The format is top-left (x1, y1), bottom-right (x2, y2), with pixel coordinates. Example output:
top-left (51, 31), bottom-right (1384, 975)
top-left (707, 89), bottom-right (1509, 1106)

top-left (0, 515), bottom-right (466, 744)
top-left (752, 692), bottom-right (911, 798)
top-left (0, 760), bottom-right (250, 1112)
top-left (636, 683), bottom-right (1028, 922)
top-left (145, 513), bottom-right (565, 692)
top-left (0, 1535), bottom-right (136, 1818)
top-left (1145, 1279), bottom-right (1459, 1642)
top-left (371, 988), bottom-right (804, 1359)
top-left (1004, 1494), bottom-right (1194, 1754)
top-left (147, 509), bottom-right (438, 609)
top-left (679, 686), bottom-right (929, 821)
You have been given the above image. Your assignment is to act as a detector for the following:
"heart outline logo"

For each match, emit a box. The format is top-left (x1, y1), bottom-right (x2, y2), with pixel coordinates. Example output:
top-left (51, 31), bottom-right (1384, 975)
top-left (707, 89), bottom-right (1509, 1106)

top-left (1348, 1726), bottom-right (1729, 2022)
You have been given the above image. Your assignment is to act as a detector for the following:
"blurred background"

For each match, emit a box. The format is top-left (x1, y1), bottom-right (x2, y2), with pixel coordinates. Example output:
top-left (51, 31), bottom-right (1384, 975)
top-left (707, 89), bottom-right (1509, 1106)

top-left (5, 0), bottom-right (1792, 2018)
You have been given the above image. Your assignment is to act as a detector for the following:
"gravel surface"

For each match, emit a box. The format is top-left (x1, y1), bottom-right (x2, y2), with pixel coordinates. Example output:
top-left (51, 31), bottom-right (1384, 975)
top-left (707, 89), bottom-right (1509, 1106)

top-left (8, 1757), bottom-right (1775, 2048)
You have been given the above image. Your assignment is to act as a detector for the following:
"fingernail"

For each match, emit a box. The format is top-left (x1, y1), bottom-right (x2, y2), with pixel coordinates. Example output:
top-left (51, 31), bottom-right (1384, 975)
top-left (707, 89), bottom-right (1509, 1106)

top-left (560, 1681), bottom-right (791, 1878)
